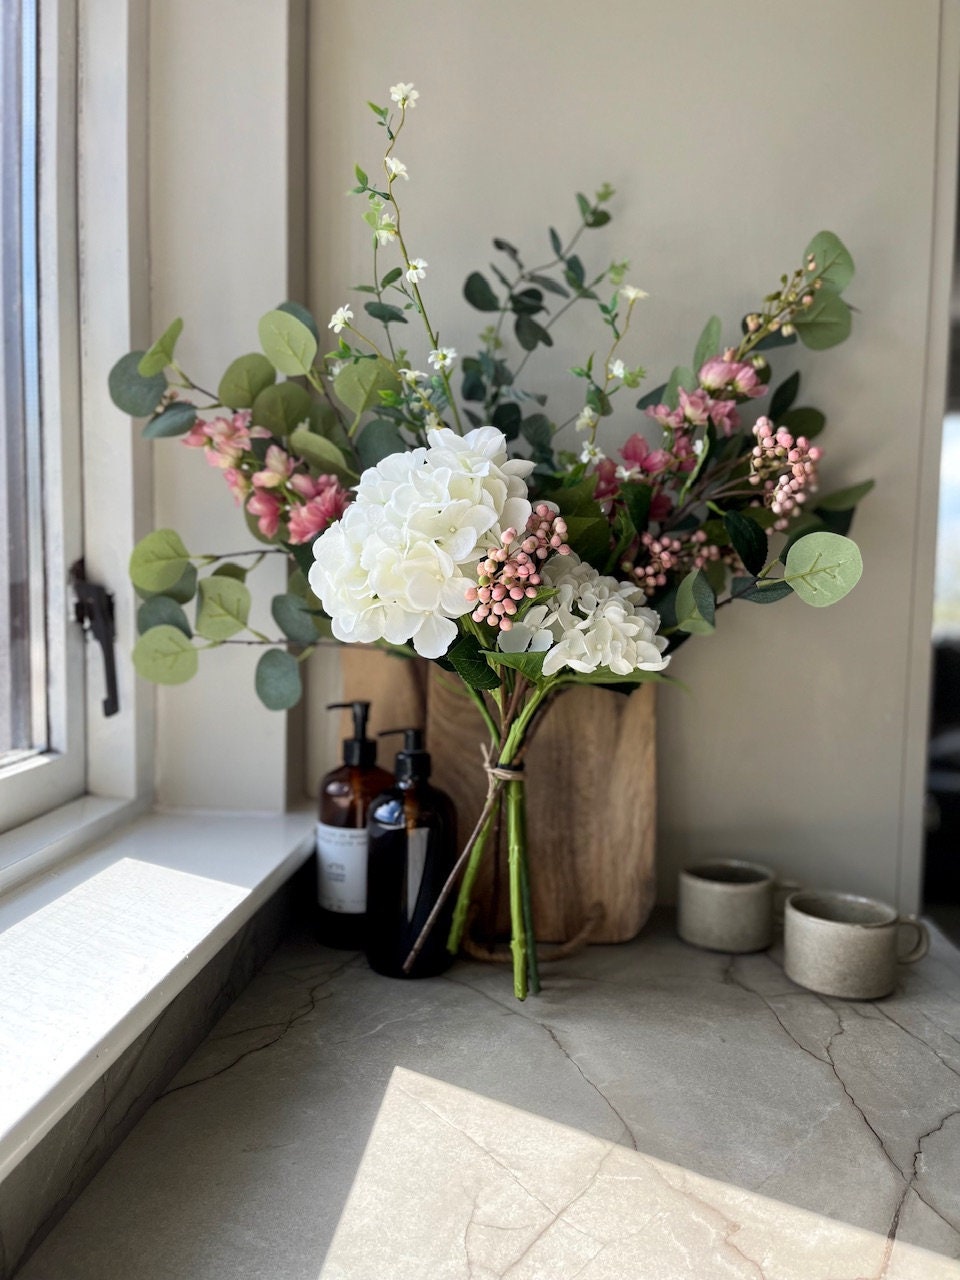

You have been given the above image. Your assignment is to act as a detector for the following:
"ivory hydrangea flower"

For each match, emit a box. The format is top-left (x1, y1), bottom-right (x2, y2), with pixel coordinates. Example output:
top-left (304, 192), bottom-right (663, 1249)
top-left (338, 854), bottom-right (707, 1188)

top-left (309, 426), bottom-right (533, 658)
top-left (497, 553), bottom-right (669, 678)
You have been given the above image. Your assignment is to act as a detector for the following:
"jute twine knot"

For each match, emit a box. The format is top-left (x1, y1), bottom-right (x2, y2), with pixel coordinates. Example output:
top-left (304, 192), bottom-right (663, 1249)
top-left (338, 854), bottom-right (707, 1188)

top-left (481, 742), bottom-right (525, 792)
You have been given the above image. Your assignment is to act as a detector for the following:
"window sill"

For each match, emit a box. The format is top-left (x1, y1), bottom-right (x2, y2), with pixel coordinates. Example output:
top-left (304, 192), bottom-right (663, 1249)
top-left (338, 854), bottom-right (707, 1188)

top-left (0, 807), bottom-right (314, 1183)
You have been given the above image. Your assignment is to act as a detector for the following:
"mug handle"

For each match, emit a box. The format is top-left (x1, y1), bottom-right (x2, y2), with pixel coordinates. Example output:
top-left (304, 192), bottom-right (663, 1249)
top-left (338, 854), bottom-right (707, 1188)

top-left (897, 916), bottom-right (930, 964)
top-left (773, 879), bottom-right (803, 923)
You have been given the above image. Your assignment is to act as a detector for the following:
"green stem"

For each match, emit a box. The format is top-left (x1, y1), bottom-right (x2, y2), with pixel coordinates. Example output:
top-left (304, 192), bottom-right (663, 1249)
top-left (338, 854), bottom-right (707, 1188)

top-left (506, 779), bottom-right (528, 1000)
top-left (515, 780), bottom-right (540, 995)
top-left (447, 800), bottom-right (498, 954)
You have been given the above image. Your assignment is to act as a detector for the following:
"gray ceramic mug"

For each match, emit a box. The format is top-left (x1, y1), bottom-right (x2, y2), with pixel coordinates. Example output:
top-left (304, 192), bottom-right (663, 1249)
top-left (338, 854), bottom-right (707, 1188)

top-left (784, 891), bottom-right (929, 999)
top-left (677, 859), bottom-right (796, 953)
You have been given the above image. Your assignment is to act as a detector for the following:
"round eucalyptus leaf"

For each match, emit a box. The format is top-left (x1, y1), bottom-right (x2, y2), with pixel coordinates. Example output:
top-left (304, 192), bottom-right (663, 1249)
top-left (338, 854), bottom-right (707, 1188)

top-left (804, 231), bottom-right (855, 292)
top-left (785, 532), bottom-right (863, 607)
top-left (251, 381), bottom-right (311, 435)
top-left (271, 592), bottom-right (319, 645)
top-left (288, 425), bottom-right (356, 483)
top-left (137, 595), bottom-right (192, 638)
top-left (129, 529), bottom-right (192, 593)
top-left (142, 401), bottom-right (197, 439)
top-left (132, 625), bottom-right (198, 685)
top-left (276, 300), bottom-right (320, 341)
top-left (211, 561), bottom-right (248, 582)
top-left (255, 648), bottom-right (302, 710)
top-left (108, 351), bottom-right (167, 418)
top-left (195, 576), bottom-right (251, 640)
top-left (258, 309), bottom-right (317, 376)
top-left (218, 353), bottom-right (276, 408)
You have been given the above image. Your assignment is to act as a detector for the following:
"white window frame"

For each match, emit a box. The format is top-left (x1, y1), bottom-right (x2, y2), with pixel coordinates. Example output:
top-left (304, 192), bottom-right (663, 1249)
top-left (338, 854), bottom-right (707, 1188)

top-left (0, 0), bottom-right (86, 833)
top-left (0, 0), bottom-right (153, 881)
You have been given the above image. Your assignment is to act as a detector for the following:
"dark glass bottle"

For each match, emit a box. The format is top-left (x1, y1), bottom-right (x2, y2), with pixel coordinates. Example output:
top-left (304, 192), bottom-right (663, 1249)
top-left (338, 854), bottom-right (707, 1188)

top-left (316, 701), bottom-right (393, 949)
top-left (366, 728), bottom-right (458, 979)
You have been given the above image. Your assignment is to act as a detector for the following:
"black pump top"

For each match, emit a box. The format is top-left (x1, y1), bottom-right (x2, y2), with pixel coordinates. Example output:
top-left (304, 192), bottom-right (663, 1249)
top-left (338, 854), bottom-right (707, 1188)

top-left (327, 701), bottom-right (376, 768)
top-left (379, 727), bottom-right (431, 783)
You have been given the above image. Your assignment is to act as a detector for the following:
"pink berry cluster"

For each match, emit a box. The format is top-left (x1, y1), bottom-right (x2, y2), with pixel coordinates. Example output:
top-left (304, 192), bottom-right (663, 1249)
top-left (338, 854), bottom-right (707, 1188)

top-left (749, 415), bottom-right (822, 530)
top-left (632, 529), bottom-right (739, 595)
top-left (465, 504), bottom-right (571, 632)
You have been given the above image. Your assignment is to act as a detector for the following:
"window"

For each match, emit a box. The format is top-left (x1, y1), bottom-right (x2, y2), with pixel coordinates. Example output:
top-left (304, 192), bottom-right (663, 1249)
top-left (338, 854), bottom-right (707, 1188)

top-left (0, 0), bottom-right (85, 834)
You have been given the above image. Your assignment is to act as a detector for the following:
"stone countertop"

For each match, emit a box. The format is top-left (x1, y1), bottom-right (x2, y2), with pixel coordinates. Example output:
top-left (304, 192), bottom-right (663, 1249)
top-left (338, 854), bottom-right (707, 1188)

top-left (18, 911), bottom-right (960, 1279)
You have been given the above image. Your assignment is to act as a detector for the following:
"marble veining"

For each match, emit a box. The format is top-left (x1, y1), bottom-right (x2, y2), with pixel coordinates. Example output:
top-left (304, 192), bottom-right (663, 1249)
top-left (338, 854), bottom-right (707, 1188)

top-left (16, 913), bottom-right (960, 1279)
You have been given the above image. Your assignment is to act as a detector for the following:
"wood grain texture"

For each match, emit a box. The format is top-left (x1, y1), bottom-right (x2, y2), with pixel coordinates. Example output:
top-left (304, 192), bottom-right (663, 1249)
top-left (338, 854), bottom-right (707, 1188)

top-left (342, 649), bottom-right (657, 945)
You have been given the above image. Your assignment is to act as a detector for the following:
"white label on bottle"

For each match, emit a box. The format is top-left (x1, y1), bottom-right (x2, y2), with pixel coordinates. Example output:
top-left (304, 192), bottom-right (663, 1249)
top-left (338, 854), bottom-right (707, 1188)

top-left (406, 828), bottom-right (429, 922)
top-left (316, 822), bottom-right (368, 914)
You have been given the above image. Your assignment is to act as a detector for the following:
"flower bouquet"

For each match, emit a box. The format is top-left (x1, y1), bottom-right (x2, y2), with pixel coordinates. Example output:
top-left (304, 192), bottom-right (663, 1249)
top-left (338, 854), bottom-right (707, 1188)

top-left (111, 83), bottom-right (869, 997)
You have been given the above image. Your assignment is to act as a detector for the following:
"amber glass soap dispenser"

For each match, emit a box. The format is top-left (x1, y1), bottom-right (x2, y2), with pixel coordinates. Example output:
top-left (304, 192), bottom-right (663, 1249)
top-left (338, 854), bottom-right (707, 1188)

top-left (365, 728), bottom-right (458, 979)
top-left (316, 701), bottom-right (393, 949)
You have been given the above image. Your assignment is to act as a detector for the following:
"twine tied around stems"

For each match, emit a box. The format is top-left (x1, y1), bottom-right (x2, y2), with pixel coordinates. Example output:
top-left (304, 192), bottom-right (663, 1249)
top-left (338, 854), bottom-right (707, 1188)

top-left (483, 744), bottom-right (525, 786)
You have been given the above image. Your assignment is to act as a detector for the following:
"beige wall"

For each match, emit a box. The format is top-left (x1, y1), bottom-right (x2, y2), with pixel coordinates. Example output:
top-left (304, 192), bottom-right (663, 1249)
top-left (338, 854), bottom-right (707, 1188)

top-left (307, 0), bottom-right (958, 907)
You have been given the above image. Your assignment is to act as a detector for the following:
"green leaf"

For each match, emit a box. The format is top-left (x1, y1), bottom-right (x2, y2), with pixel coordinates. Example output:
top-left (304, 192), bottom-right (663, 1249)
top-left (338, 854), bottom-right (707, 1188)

top-left (549, 227), bottom-right (563, 256)
top-left (636, 382), bottom-right (667, 411)
top-left (692, 316), bottom-right (722, 375)
top-left (251, 381), bottom-right (312, 436)
top-left (137, 595), bottom-right (192, 638)
top-left (138, 318), bottom-right (183, 376)
top-left (585, 384), bottom-right (612, 417)
top-left (520, 413), bottom-right (552, 453)
top-left (364, 300), bottom-right (408, 326)
top-left (723, 510), bottom-right (769, 577)
top-left (528, 273), bottom-right (569, 298)
top-left (271, 592), bottom-right (319, 645)
top-left (770, 371), bottom-right (800, 422)
top-left (675, 569), bottom-right (716, 634)
top-left (255, 648), bottom-right (302, 710)
top-left (130, 529), bottom-right (192, 593)
top-left (793, 286), bottom-right (851, 351)
top-left (485, 649), bottom-right (547, 682)
top-left (492, 402), bottom-right (522, 441)
top-left (132, 625), bottom-right (198, 685)
top-left (779, 515), bottom-right (825, 560)
top-left (576, 192), bottom-right (591, 221)
top-left (814, 479), bottom-right (875, 511)
top-left (732, 577), bottom-right (795, 604)
top-left (333, 357), bottom-right (400, 421)
top-left (356, 418), bottom-right (406, 469)
top-left (218, 353), bottom-right (276, 408)
top-left (565, 255), bottom-right (585, 289)
top-left (815, 506), bottom-right (856, 536)
top-left (621, 482), bottom-right (652, 536)
top-left (777, 406), bottom-right (826, 440)
top-left (135, 562), bottom-right (198, 604)
top-left (741, 315), bottom-right (798, 351)
top-left (493, 237), bottom-right (521, 264)
top-left (108, 351), bottom-right (167, 418)
top-left (804, 231), bottom-right (854, 292)
top-left (288, 424), bottom-right (357, 483)
top-left (663, 365), bottom-right (696, 411)
top-left (276, 300), bottom-right (320, 341)
top-left (258, 308), bottom-right (318, 376)
top-left (510, 288), bottom-right (545, 316)
top-left (562, 514), bottom-right (612, 564)
top-left (142, 402), bottom-right (197, 439)
top-left (447, 634), bottom-right (501, 691)
top-left (463, 272), bottom-right (501, 312)
top-left (195, 575), bottom-right (252, 640)
top-left (211, 561), bottom-right (247, 582)
top-left (515, 313), bottom-right (552, 352)
top-left (784, 532), bottom-right (863, 607)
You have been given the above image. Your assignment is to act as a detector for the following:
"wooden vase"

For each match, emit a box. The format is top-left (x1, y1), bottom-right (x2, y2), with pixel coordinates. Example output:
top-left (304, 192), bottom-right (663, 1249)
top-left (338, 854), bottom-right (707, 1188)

top-left (339, 647), bottom-right (657, 946)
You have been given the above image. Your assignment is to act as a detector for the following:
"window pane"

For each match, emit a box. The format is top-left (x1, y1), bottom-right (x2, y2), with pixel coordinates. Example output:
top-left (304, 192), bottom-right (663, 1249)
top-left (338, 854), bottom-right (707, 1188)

top-left (0, 0), bottom-right (45, 764)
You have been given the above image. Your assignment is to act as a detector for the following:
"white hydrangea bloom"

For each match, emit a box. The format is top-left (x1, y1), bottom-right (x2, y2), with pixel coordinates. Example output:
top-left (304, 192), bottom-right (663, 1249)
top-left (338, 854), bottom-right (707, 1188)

top-left (497, 553), bottom-right (669, 678)
top-left (309, 427), bottom-right (533, 659)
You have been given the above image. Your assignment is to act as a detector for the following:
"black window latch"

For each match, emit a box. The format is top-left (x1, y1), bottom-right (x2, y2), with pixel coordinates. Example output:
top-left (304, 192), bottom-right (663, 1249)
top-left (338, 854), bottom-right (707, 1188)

top-left (69, 559), bottom-right (119, 717)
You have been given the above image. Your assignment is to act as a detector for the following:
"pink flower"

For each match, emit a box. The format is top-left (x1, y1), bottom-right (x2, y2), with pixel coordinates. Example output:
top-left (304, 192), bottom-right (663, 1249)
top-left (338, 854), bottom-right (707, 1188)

top-left (677, 388), bottom-right (712, 427)
top-left (645, 403), bottom-right (684, 430)
top-left (223, 468), bottom-right (251, 504)
top-left (252, 443), bottom-right (294, 489)
top-left (621, 434), bottom-right (672, 475)
top-left (205, 411), bottom-right (255, 467)
top-left (593, 457), bottom-right (620, 500)
top-left (708, 399), bottom-right (740, 437)
top-left (247, 490), bottom-right (282, 539)
top-left (182, 420), bottom-right (210, 448)
top-left (287, 478), bottom-right (352, 544)
top-left (698, 357), bottom-right (766, 400)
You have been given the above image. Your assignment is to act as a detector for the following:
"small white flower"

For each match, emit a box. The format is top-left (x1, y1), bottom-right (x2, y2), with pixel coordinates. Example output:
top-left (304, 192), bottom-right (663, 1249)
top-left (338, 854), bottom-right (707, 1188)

top-left (615, 464), bottom-right (639, 483)
top-left (405, 257), bottom-right (428, 283)
top-left (385, 157), bottom-right (409, 181)
top-left (608, 358), bottom-right (626, 381)
top-left (398, 368), bottom-right (424, 386)
top-left (692, 438), bottom-right (706, 455)
top-left (619, 285), bottom-right (649, 303)
top-left (375, 215), bottom-right (398, 245)
top-left (579, 442), bottom-right (605, 464)
top-left (328, 360), bottom-right (346, 378)
top-left (389, 82), bottom-right (419, 109)
top-left (575, 406), bottom-right (599, 433)
top-left (428, 346), bottom-right (457, 372)
top-left (328, 305), bottom-right (354, 334)
top-left (423, 411), bottom-right (442, 430)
